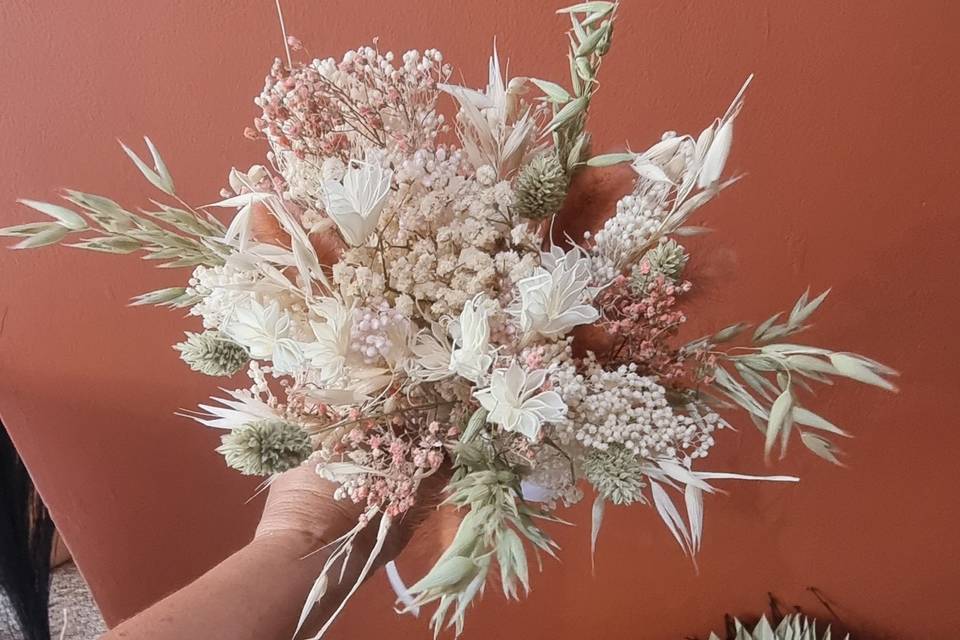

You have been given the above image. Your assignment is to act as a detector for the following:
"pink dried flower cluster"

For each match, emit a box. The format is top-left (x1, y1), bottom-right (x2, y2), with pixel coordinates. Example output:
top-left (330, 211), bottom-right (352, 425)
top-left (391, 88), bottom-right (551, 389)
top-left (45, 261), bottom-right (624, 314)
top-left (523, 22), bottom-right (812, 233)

top-left (251, 46), bottom-right (449, 159)
top-left (332, 416), bottom-right (451, 518)
top-left (251, 57), bottom-right (353, 158)
top-left (596, 274), bottom-right (693, 385)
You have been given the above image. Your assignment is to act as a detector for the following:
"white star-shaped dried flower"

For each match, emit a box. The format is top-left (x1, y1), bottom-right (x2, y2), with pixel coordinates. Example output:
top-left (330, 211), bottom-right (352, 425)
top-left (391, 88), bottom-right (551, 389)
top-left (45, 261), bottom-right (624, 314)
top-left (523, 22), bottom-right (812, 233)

top-left (323, 160), bottom-right (393, 246)
top-left (192, 388), bottom-right (282, 430)
top-left (302, 297), bottom-right (354, 385)
top-left (516, 247), bottom-right (599, 339)
top-left (448, 296), bottom-right (494, 383)
top-left (409, 322), bottom-right (454, 382)
top-left (221, 298), bottom-right (302, 373)
top-left (474, 361), bottom-right (567, 440)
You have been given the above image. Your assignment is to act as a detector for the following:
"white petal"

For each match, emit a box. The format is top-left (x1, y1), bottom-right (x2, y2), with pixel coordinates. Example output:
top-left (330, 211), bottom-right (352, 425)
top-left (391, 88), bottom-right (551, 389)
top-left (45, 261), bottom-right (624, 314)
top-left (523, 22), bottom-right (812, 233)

top-left (513, 412), bottom-right (542, 440)
top-left (208, 192), bottom-right (274, 208)
top-left (475, 388), bottom-right (497, 413)
top-left (698, 119), bottom-right (733, 188)
top-left (632, 159), bottom-right (672, 184)
top-left (523, 390), bottom-right (567, 423)
top-left (503, 362), bottom-right (526, 397)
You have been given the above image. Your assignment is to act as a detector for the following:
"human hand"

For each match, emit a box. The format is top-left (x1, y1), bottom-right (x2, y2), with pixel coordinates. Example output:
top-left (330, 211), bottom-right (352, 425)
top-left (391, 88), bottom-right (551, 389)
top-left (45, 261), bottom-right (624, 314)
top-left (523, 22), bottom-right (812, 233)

top-left (255, 462), bottom-right (449, 571)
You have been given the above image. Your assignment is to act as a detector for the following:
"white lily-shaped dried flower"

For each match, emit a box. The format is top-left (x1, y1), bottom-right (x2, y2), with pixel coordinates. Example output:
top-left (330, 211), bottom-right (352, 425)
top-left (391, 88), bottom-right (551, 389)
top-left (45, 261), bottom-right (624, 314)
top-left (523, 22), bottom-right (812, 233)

top-left (475, 361), bottom-right (567, 440)
top-left (211, 193), bottom-right (272, 251)
top-left (302, 297), bottom-right (354, 385)
top-left (210, 165), bottom-right (328, 295)
top-left (222, 298), bottom-right (302, 373)
top-left (516, 246), bottom-right (599, 339)
top-left (448, 296), bottom-right (494, 383)
top-left (323, 160), bottom-right (393, 246)
top-left (409, 323), bottom-right (454, 382)
top-left (206, 165), bottom-right (272, 250)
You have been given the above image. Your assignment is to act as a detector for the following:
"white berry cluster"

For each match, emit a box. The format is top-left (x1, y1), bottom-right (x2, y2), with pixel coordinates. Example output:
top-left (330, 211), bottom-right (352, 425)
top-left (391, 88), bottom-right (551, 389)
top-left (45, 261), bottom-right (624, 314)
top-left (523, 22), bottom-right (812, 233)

top-left (350, 302), bottom-right (414, 365)
top-left (553, 357), bottom-right (719, 461)
top-left (588, 181), bottom-right (671, 282)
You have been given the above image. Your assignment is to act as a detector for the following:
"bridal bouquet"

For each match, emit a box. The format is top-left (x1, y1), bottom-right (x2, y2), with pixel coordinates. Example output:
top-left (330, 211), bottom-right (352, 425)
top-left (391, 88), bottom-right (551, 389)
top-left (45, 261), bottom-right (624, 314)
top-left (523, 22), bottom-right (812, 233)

top-left (3, 2), bottom-right (895, 636)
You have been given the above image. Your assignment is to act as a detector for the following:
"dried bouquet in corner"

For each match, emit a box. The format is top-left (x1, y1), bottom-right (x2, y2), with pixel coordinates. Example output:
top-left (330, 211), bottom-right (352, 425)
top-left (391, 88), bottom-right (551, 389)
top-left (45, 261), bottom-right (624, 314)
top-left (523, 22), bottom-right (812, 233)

top-left (697, 592), bottom-right (853, 640)
top-left (2, 2), bottom-right (896, 637)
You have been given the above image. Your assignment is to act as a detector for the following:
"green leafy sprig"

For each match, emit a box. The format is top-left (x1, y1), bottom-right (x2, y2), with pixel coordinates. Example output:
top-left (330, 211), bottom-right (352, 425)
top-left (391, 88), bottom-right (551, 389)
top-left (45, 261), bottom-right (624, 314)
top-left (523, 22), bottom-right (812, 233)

top-left (690, 290), bottom-right (898, 464)
top-left (406, 410), bottom-right (561, 637)
top-left (1, 138), bottom-right (228, 308)
top-left (532, 1), bottom-right (619, 174)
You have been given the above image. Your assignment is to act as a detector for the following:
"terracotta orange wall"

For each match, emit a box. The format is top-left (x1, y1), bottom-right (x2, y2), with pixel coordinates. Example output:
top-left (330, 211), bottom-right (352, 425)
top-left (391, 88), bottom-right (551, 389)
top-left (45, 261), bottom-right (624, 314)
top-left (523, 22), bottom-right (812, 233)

top-left (1, 1), bottom-right (958, 638)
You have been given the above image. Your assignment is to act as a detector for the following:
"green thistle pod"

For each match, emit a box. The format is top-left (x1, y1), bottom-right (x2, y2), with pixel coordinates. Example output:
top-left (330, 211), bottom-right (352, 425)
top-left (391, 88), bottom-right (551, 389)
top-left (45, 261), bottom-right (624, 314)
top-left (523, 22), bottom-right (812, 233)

top-left (513, 152), bottom-right (569, 220)
top-left (582, 445), bottom-right (646, 505)
top-left (630, 238), bottom-right (689, 293)
top-left (175, 330), bottom-right (249, 377)
top-left (217, 420), bottom-right (313, 476)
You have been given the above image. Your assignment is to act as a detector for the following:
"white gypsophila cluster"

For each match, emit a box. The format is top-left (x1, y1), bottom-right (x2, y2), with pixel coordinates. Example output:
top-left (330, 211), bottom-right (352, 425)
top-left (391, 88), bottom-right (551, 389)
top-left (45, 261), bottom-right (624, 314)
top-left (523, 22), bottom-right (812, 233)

top-left (187, 264), bottom-right (261, 329)
top-left (333, 164), bottom-right (533, 318)
top-left (393, 146), bottom-right (462, 188)
top-left (553, 356), bottom-right (720, 461)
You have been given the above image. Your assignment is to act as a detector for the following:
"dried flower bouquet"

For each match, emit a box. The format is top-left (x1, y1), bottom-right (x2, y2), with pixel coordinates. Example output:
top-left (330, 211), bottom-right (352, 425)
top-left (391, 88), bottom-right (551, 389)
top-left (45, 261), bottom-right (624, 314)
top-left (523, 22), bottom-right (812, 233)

top-left (2, 2), bottom-right (896, 637)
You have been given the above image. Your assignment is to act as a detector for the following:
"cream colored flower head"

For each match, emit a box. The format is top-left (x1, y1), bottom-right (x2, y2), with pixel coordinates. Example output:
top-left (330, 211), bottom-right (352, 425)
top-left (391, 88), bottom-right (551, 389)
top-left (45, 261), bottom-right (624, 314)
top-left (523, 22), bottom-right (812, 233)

top-left (474, 361), bottom-right (567, 440)
top-left (302, 297), bottom-right (353, 385)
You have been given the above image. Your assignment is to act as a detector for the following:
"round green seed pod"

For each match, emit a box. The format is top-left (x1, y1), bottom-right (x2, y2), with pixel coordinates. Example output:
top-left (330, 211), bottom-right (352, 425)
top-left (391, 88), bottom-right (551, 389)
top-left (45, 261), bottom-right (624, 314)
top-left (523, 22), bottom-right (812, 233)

top-left (217, 420), bottom-right (312, 476)
top-left (514, 152), bottom-right (569, 220)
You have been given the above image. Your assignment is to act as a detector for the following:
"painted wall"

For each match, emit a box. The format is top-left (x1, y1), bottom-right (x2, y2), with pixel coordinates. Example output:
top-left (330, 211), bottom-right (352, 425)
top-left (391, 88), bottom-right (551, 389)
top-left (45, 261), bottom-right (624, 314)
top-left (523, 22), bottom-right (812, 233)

top-left (1, 1), bottom-right (957, 638)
